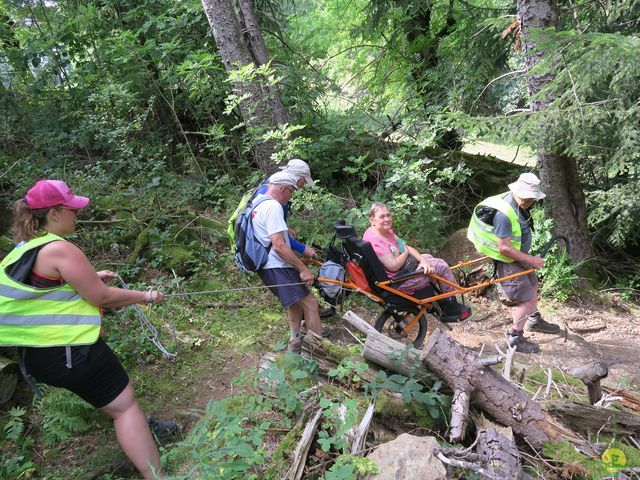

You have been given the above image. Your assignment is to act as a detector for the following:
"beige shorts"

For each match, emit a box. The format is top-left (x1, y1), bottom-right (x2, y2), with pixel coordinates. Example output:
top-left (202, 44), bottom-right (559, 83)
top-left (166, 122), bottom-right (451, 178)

top-left (495, 261), bottom-right (538, 303)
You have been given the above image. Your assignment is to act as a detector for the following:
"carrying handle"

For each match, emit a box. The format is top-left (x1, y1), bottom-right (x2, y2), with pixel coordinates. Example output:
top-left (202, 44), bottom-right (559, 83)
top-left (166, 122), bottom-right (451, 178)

top-left (540, 234), bottom-right (571, 258)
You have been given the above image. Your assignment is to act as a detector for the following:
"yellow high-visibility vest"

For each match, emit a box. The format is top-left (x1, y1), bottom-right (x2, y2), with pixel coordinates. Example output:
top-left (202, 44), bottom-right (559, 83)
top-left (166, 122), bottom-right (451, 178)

top-left (467, 194), bottom-right (522, 263)
top-left (0, 232), bottom-right (101, 347)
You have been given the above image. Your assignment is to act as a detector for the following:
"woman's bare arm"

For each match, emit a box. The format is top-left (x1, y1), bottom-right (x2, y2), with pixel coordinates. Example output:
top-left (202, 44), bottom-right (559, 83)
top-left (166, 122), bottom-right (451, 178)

top-left (36, 241), bottom-right (162, 307)
top-left (377, 250), bottom-right (410, 272)
top-left (405, 245), bottom-right (434, 274)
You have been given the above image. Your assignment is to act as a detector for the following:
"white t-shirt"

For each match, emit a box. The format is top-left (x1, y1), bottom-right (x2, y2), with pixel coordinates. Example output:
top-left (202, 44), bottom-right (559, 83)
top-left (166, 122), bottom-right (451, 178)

top-left (251, 194), bottom-right (291, 269)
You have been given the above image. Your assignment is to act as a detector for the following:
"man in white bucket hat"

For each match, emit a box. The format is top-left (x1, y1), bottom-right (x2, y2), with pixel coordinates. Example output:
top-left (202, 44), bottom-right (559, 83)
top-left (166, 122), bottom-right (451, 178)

top-left (467, 172), bottom-right (560, 354)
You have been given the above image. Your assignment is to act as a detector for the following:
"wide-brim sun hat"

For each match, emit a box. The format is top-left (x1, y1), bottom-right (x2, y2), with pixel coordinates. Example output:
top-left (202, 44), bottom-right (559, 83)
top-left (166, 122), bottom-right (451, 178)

top-left (508, 172), bottom-right (546, 200)
top-left (279, 158), bottom-right (314, 185)
top-left (25, 179), bottom-right (90, 209)
top-left (268, 171), bottom-right (299, 189)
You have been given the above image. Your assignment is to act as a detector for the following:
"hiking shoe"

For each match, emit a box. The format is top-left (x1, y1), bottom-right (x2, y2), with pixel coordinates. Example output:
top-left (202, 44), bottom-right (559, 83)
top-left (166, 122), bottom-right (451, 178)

top-left (288, 336), bottom-right (303, 354)
top-left (507, 333), bottom-right (540, 354)
top-left (319, 307), bottom-right (336, 319)
top-left (438, 298), bottom-right (472, 323)
top-left (147, 417), bottom-right (179, 438)
top-left (525, 313), bottom-right (560, 334)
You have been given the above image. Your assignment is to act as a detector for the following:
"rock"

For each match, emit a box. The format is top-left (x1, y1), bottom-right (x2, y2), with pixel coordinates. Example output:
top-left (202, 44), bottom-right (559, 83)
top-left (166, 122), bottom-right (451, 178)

top-left (364, 433), bottom-right (446, 480)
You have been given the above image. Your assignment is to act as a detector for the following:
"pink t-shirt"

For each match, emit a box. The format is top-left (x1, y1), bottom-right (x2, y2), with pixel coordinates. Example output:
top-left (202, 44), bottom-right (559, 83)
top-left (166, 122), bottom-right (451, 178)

top-left (362, 227), bottom-right (401, 278)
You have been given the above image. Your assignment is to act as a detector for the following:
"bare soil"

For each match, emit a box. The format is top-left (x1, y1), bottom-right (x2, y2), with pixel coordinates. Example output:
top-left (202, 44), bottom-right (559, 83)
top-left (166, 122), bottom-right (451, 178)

top-left (442, 291), bottom-right (640, 389)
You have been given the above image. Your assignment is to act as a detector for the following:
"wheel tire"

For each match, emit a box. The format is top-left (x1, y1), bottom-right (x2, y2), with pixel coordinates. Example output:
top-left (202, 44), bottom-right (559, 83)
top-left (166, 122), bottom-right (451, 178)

top-left (374, 309), bottom-right (428, 349)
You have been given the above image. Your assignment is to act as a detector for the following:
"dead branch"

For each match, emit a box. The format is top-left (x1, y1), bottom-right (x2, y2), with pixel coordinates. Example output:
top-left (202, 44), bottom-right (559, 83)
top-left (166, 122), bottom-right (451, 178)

top-left (285, 409), bottom-right (323, 480)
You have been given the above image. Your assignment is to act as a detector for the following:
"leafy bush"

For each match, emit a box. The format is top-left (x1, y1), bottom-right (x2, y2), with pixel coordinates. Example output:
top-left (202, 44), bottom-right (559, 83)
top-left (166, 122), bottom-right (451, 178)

top-left (531, 208), bottom-right (580, 301)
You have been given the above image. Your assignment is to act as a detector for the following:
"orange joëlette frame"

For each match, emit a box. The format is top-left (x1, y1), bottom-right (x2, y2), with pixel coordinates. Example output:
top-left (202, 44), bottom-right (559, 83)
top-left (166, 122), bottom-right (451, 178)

top-left (313, 255), bottom-right (537, 336)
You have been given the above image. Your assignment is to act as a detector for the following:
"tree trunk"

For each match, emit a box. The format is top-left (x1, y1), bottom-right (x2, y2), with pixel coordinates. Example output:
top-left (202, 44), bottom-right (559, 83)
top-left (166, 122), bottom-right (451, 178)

top-left (544, 401), bottom-right (640, 437)
top-left (517, 0), bottom-right (592, 261)
top-left (200, 0), bottom-right (286, 172)
top-left (420, 328), bottom-right (593, 452)
top-left (236, 0), bottom-right (289, 126)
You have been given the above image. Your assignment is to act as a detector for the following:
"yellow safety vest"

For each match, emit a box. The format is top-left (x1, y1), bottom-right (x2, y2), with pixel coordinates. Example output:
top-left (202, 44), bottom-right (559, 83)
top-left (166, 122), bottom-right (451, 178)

top-left (467, 194), bottom-right (522, 263)
top-left (0, 233), bottom-right (101, 347)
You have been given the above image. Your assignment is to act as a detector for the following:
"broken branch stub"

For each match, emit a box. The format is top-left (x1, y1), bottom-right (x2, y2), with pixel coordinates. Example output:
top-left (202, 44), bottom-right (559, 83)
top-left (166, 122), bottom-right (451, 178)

top-left (571, 361), bottom-right (608, 405)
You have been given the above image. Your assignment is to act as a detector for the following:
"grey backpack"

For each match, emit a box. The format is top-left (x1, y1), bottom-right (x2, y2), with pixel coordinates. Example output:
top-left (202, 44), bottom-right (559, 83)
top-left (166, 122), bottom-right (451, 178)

top-left (318, 260), bottom-right (345, 300)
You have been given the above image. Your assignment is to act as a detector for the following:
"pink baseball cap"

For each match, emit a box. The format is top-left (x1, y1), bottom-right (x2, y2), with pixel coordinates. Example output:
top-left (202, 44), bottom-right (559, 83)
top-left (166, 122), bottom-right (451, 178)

top-left (25, 180), bottom-right (90, 209)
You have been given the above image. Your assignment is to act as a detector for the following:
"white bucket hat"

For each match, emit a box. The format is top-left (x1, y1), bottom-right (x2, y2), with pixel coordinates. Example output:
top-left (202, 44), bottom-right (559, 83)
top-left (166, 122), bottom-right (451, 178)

top-left (508, 172), bottom-right (546, 200)
top-left (280, 158), bottom-right (314, 185)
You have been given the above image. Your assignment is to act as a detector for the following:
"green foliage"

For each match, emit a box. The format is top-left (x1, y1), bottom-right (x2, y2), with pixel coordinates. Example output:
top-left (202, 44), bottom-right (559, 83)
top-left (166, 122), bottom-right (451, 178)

top-left (365, 370), bottom-right (444, 419)
top-left (0, 406), bottom-right (36, 479)
top-left (321, 454), bottom-right (379, 480)
top-left (264, 353), bottom-right (319, 414)
top-left (3, 406), bottom-right (26, 442)
top-left (179, 396), bottom-right (271, 480)
top-left (531, 208), bottom-right (580, 301)
top-left (317, 398), bottom-right (359, 452)
top-left (34, 387), bottom-right (96, 447)
top-left (176, 354), bottom-right (316, 479)
top-left (0, 452), bottom-right (36, 480)
top-left (327, 358), bottom-right (369, 384)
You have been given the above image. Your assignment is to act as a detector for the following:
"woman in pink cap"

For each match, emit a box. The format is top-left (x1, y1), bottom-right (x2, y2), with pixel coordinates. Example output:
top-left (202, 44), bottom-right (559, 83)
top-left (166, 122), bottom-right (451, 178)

top-left (0, 180), bottom-right (164, 478)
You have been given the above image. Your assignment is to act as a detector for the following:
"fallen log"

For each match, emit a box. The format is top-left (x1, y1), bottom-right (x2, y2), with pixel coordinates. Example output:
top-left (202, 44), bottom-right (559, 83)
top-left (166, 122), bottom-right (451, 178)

top-left (420, 328), bottom-right (593, 453)
top-left (343, 310), bottom-right (438, 385)
top-left (302, 331), bottom-right (378, 384)
top-left (437, 414), bottom-right (523, 480)
top-left (602, 387), bottom-right (640, 412)
top-left (299, 330), bottom-right (444, 430)
top-left (544, 401), bottom-right (640, 437)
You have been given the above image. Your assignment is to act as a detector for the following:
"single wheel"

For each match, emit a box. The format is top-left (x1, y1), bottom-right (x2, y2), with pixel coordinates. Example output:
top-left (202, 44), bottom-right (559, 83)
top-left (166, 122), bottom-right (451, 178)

top-left (374, 309), bottom-right (428, 349)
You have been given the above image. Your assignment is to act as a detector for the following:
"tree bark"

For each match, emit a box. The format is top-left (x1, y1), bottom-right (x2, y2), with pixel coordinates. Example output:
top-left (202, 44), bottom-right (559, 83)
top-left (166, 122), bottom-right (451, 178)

top-left (545, 401), bottom-right (640, 437)
top-left (342, 310), bottom-right (438, 386)
top-left (200, 0), bottom-right (287, 172)
top-left (420, 328), bottom-right (593, 452)
top-left (236, 0), bottom-right (289, 126)
top-left (517, 0), bottom-right (592, 261)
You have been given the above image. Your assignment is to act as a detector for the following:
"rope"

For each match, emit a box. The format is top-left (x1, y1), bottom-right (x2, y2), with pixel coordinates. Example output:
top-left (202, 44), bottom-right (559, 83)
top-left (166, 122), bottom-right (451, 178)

top-left (162, 281), bottom-right (307, 298)
top-left (115, 275), bottom-right (178, 358)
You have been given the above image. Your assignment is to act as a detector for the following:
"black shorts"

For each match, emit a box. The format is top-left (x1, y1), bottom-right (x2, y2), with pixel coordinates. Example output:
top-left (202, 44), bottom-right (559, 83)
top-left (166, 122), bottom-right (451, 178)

top-left (24, 339), bottom-right (129, 408)
top-left (258, 267), bottom-right (310, 308)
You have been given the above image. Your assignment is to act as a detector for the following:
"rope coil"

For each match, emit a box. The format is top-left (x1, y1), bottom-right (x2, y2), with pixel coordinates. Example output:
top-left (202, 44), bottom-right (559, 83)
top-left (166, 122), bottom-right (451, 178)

top-left (115, 274), bottom-right (178, 359)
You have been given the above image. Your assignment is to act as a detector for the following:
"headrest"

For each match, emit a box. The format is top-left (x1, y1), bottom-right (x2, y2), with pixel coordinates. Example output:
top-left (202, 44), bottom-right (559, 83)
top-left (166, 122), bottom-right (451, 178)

top-left (334, 220), bottom-right (357, 239)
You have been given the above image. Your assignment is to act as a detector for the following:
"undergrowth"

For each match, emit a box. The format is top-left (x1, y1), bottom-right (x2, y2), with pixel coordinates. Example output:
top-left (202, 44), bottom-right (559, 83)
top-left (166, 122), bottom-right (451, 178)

top-left (167, 349), bottom-right (445, 479)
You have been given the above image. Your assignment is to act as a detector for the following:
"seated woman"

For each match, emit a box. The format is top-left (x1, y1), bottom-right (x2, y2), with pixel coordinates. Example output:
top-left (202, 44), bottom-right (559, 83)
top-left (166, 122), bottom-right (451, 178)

top-left (362, 202), bottom-right (471, 322)
top-left (0, 180), bottom-right (165, 478)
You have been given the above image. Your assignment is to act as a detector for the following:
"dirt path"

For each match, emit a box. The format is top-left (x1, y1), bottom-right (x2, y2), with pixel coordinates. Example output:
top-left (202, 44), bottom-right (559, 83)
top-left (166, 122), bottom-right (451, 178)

top-left (445, 293), bottom-right (640, 389)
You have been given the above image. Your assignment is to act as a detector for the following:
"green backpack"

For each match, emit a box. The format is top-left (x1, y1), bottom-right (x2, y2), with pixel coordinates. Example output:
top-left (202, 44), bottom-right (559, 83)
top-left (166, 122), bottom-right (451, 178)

top-left (227, 184), bottom-right (263, 251)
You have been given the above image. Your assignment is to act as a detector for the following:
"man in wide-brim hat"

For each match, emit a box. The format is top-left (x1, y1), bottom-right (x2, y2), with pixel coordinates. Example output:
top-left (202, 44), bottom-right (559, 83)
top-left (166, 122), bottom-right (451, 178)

top-left (467, 172), bottom-right (560, 353)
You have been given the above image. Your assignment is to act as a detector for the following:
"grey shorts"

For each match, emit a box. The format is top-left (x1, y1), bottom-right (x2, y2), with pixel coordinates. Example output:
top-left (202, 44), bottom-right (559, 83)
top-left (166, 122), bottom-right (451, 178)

top-left (258, 267), bottom-right (311, 308)
top-left (495, 261), bottom-right (538, 303)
